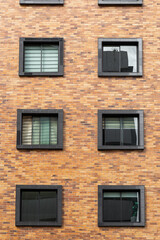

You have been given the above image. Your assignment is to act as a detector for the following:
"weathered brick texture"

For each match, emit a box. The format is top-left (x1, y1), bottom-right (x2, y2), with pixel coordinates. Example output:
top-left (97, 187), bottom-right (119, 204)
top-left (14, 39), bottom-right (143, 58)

top-left (0, 0), bottom-right (160, 239)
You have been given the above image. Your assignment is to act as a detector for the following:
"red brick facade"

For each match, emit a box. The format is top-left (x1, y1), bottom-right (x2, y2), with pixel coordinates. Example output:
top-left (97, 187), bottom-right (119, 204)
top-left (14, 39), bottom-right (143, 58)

top-left (0, 0), bottom-right (160, 239)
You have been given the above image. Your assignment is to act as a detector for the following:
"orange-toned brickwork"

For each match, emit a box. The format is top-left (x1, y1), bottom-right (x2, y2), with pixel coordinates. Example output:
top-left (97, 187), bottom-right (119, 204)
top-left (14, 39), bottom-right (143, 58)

top-left (0, 0), bottom-right (160, 239)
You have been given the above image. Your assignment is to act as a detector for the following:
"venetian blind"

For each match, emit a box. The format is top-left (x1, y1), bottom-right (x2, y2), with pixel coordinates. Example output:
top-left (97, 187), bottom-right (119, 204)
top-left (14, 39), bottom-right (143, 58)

top-left (24, 43), bottom-right (59, 73)
top-left (22, 116), bottom-right (58, 145)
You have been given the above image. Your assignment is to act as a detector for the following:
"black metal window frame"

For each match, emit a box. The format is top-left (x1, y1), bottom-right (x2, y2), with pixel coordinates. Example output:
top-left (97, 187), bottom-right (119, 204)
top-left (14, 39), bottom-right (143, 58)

top-left (98, 185), bottom-right (145, 227)
top-left (16, 185), bottom-right (62, 227)
top-left (17, 109), bottom-right (63, 150)
top-left (98, 0), bottom-right (142, 5)
top-left (19, 38), bottom-right (64, 76)
top-left (98, 38), bottom-right (143, 77)
top-left (20, 0), bottom-right (64, 5)
top-left (98, 110), bottom-right (144, 150)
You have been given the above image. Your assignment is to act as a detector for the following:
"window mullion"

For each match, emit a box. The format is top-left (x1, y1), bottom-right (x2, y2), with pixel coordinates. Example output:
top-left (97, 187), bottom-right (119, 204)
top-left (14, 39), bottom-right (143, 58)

top-left (39, 117), bottom-right (41, 145)
top-left (41, 44), bottom-right (43, 72)
top-left (120, 192), bottom-right (122, 222)
top-left (31, 116), bottom-right (33, 145)
top-left (120, 118), bottom-right (123, 145)
top-left (38, 191), bottom-right (40, 222)
top-left (119, 46), bottom-right (121, 72)
top-left (49, 117), bottom-right (51, 145)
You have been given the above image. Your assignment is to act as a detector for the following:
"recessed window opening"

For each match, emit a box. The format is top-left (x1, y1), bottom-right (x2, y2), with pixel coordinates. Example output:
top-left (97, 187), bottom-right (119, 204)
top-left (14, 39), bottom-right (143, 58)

top-left (102, 43), bottom-right (138, 73)
top-left (103, 115), bottom-right (139, 146)
top-left (24, 43), bottom-right (59, 73)
top-left (103, 190), bottom-right (140, 223)
top-left (20, 190), bottom-right (57, 222)
top-left (22, 115), bottom-right (58, 145)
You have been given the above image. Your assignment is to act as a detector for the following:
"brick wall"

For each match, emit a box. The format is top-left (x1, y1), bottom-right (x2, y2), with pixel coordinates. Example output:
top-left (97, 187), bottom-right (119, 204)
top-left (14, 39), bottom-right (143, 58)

top-left (0, 0), bottom-right (160, 239)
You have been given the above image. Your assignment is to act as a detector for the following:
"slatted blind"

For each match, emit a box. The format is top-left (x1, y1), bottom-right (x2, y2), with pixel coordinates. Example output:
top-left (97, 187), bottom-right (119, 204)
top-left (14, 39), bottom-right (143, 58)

top-left (24, 43), bottom-right (59, 73)
top-left (22, 116), bottom-right (58, 145)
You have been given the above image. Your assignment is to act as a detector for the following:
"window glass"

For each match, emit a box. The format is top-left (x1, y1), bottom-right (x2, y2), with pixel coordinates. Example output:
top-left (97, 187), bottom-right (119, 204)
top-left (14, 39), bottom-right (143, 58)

top-left (21, 191), bottom-right (39, 222)
top-left (123, 117), bottom-right (138, 146)
top-left (103, 45), bottom-right (137, 73)
top-left (103, 117), bottom-right (120, 145)
top-left (21, 190), bottom-right (57, 222)
top-left (39, 191), bottom-right (57, 222)
top-left (103, 191), bottom-right (139, 223)
top-left (22, 115), bottom-right (58, 145)
top-left (103, 116), bottom-right (138, 146)
top-left (24, 43), bottom-right (59, 73)
top-left (120, 46), bottom-right (137, 72)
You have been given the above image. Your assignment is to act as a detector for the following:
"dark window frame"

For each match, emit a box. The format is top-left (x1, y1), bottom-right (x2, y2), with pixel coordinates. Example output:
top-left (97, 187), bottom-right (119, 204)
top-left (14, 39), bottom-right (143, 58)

top-left (19, 38), bottom-right (64, 76)
top-left (98, 185), bottom-right (145, 227)
top-left (20, 0), bottom-right (64, 5)
top-left (98, 38), bottom-right (142, 77)
top-left (17, 109), bottom-right (63, 150)
top-left (98, 110), bottom-right (144, 150)
top-left (98, 0), bottom-right (142, 5)
top-left (16, 185), bottom-right (62, 227)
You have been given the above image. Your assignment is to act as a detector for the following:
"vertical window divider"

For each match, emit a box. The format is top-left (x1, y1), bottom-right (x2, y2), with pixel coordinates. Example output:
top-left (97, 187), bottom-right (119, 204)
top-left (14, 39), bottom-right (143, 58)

top-left (41, 44), bottom-right (43, 72)
top-left (119, 46), bottom-right (121, 72)
top-left (31, 116), bottom-right (33, 145)
top-left (120, 192), bottom-right (122, 222)
top-left (39, 117), bottom-right (41, 145)
top-left (120, 117), bottom-right (123, 145)
top-left (38, 191), bottom-right (40, 222)
top-left (49, 117), bottom-right (51, 145)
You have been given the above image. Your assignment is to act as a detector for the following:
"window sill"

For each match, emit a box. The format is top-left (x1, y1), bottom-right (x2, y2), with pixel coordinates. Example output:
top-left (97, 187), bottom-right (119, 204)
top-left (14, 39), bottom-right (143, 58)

top-left (98, 72), bottom-right (142, 77)
top-left (16, 221), bottom-right (62, 227)
top-left (98, 0), bottom-right (142, 5)
top-left (19, 72), bottom-right (63, 77)
top-left (98, 145), bottom-right (144, 150)
top-left (98, 222), bottom-right (145, 227)
top-left (16, 144), bottom-right (63, 150)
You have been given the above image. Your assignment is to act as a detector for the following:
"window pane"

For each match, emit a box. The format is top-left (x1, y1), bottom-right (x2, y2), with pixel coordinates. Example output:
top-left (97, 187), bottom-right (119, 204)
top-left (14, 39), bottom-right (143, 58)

top-left (50, 117), bottom-right (58, 145)
top-left (103, 191), bottom-right (121, 222)
top-left (39, 191), bottom-right (57, 222)
top-left (103, 46), bottom-right (120, 72)
top-left (42, 44), bottom-right (59, 73)
top-left (120, 46), bottom-right (137, 72)
top-left (21, 191), bottom-right (39, 222)
top-left (123, 117), bottom-right (138, 146)
top-left (40, 117), bottom-right (50, 145)
top-left (24, 45), bottom-right (41, 72)
top-left (32, 117), bottom-right (40, 145)
top-left (122, 191), bottom-right (139, 222)
top-left (103, 117), bottom-right (121, 145)
top-left (22, 116), bottom-right (32, 145)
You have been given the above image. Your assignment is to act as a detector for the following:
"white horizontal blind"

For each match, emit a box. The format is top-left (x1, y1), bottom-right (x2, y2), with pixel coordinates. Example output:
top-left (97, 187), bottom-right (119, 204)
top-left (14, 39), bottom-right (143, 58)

top-left (24, 43), bottom-right (59, 73)
top-left (22, 116), bottom-right (58, 145)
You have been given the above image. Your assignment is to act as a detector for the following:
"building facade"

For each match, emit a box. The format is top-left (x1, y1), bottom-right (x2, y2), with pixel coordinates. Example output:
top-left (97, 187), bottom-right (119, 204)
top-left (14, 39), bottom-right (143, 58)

top-left (0, 0), bottom-right (160, 239)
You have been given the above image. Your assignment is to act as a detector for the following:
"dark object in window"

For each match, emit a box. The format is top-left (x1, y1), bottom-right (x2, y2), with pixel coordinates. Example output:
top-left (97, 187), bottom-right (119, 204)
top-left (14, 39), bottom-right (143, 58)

top-left (20, 0), bottom-right (64, 5)
top-left (16, 185), bottom-right (62, 226)
top-left (19, 38), bottom-right (63, 76)
top-left (98, 38), bottom-right (142, 77)
top-left (98, 110), bottom-right (144, 150)
top-left (98, 185), bottom-right (145, 227)
top-left (17, 109), bottom-right (63, 150)
top-left (98, 0), bottom-right (142, 5)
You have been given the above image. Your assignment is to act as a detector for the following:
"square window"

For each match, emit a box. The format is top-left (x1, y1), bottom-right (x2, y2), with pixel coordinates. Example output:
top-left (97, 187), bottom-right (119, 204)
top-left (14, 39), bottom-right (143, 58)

top-left (20, 0), bottom-right (64, 5)
top-left (98, 185), bottom-right (145, 227)
top-left (98, 38), bottom-right (142, 77)
top-left (17, 109), bottom-right (63, 150)
top-left (98, 110), bottom-right (144, 150)
top-left (19, 38), bottom-right (63, 76)
top-left (98, 0), bottom-right (142, 5)
top-left (16, 185), bottom-right (62, 226)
